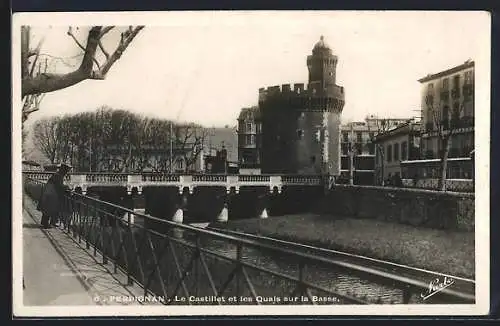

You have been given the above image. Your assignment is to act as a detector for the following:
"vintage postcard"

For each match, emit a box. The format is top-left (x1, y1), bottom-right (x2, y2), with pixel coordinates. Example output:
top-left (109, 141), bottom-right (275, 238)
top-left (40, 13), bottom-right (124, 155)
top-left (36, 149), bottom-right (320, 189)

top-left (12, 11), bottom-right (490, 317)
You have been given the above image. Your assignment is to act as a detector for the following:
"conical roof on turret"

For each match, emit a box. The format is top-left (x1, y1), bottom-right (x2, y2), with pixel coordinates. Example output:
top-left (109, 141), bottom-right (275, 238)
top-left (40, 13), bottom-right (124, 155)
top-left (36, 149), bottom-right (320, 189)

top-left (312, 35), bottom-right (332, 54)
top-left (313, 35), bottom-right (332, 52)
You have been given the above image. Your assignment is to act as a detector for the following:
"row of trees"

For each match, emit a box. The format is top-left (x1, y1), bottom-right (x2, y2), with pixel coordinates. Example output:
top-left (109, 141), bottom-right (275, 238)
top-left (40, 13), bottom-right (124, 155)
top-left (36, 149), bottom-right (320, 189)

top-left (31, 107), bottom-right (208, 173)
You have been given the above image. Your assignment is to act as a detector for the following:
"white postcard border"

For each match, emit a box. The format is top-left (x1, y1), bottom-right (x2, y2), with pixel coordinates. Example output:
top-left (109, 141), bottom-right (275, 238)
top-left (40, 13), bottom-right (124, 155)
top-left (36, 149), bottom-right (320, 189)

top-left (12, 11), bottom-right (491, 317)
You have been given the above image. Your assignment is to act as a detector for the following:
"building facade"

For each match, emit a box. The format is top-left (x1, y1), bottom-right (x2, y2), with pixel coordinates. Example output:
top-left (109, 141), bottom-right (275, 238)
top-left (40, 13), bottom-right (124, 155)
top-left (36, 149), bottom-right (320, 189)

top-left (339, 116), bottom-right (411, 185)
top-left (258, 36), bottom-right (345, 175)
top-left (402, 60), bottom-right (475, 183)
top-left (419, 60), bottom-right (474, 161)
top-left (373, 120), bottom-right (421, 185)
top-left (237, 106), bottom-right (262, 174)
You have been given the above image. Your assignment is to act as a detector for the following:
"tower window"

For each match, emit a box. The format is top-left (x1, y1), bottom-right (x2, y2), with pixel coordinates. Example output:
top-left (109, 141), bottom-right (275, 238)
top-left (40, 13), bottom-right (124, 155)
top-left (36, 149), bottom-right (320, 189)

top-left (297, 129), bottom-right (304, 139)
top-left (329, 72), bottom-right (333, 76)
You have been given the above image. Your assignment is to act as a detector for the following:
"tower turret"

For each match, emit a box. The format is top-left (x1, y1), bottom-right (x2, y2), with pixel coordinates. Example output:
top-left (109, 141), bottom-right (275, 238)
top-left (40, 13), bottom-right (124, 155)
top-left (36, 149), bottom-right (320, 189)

top-left (307, 36), bottom-right (339, 95)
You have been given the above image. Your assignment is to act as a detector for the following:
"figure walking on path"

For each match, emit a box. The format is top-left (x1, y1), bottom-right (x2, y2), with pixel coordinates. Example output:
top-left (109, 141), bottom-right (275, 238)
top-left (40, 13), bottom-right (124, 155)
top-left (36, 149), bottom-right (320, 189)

top-left (37, 163), bottom-right (72, 229)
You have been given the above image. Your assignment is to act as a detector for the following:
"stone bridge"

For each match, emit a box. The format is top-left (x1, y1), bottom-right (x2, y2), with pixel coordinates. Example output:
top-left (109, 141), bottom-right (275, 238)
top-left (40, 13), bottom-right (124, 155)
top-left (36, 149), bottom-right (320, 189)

top-left (23, 172), bottom-right (324, 195)
top-left (23, 172), bottom-right (327, 224)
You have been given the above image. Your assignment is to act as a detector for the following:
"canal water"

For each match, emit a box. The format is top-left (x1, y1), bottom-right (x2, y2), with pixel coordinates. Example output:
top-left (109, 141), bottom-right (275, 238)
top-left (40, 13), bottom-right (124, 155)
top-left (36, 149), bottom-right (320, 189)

top-left (124, 214), bottom-right (418, 305)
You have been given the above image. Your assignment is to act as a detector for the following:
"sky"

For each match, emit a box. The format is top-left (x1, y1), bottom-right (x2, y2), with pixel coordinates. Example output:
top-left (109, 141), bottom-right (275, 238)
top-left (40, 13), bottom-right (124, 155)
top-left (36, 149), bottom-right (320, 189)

top-left (20, 11), bottom-right (490, 128)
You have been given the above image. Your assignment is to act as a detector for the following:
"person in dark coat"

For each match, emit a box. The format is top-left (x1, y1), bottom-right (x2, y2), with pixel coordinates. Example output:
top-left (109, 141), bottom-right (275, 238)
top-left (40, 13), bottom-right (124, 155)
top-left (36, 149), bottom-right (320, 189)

top-left (37, 163), bottom-right (71, 229)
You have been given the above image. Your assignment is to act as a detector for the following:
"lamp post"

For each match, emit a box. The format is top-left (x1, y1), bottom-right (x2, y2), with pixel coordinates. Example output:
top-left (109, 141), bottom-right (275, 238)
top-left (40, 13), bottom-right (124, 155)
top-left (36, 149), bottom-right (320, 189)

top-left (170, 121), bottom-right (173, 173)
top-left (89, 136), bottom-right (92, 173)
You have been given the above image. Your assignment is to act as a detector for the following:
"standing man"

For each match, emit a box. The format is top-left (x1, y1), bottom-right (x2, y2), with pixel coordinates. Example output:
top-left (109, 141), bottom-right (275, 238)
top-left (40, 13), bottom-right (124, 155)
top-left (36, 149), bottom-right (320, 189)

top-left (37, 163), bottom-right (72, 229)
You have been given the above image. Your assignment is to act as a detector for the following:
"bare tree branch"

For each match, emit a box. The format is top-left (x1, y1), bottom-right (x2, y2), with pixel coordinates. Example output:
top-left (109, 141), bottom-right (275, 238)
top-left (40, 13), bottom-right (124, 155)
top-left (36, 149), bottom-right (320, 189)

top-left (98, 41), bottom-right (110, 60)
top-left (66, 27), bottom-right (87, 52)
top-left (67, 27), bottom-right (101, 69)
top-left (22, 26), bottom-right (102, 96)
top-left (100, 26), bottom-right (115, 37)
top-left (28, 35), bottom-right (46, 77)
top-left (22, 26), bottom-right (144, 97)
top-left (91, 26), bottom-right (144, 80)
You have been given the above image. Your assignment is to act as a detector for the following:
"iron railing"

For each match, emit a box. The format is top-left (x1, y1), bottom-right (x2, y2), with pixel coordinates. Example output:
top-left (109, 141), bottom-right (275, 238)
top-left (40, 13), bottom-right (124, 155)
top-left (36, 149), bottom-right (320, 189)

top-left (23, 177), bottom-right (474, 305)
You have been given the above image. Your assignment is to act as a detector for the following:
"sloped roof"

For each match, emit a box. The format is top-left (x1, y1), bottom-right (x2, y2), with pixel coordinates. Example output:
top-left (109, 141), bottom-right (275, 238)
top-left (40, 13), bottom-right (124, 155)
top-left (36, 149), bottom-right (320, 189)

top-left (238, 106), bottom-right (261, 121)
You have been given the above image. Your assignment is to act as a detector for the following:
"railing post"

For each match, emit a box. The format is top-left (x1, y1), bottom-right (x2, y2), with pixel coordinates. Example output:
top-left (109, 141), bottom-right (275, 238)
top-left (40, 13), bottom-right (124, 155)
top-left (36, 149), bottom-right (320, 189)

top-left (126, 209), bottom-right (134, 286)
top-left (92, 204), bottom-right (98, 257)
top-left (194, 235), bottom-right (201, 297)
top-left (298, 260), bottom-right (306, 299)
top-left (102, 206), bottom-right (108, 265)
top-left (84, 199), bottom-right (90, 250)
top-left (75, 197), bottom-right (82, 244)
top-left (402, 285), bottom-right (412, 304)
top-left (236, 244), bottom-right (242, 303)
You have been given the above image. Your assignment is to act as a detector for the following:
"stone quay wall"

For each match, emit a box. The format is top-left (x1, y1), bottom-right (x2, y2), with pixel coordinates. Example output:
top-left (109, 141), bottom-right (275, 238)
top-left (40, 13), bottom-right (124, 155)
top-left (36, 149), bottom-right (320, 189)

top-left (317, 185), bottom-right (474, 232)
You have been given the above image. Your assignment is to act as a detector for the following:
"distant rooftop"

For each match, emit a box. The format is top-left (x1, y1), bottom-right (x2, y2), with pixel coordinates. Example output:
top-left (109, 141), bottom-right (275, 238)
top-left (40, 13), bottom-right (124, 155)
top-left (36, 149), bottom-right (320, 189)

top-left (418, 59), bottom-right (474, 83)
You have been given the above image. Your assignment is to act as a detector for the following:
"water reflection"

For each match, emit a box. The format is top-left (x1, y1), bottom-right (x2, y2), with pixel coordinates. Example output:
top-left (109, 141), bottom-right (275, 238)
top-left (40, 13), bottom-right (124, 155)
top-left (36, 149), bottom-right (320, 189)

top-left (71, 212), bottom-right (411, 305)
top-left (163, 226), bottom-right (405, 304)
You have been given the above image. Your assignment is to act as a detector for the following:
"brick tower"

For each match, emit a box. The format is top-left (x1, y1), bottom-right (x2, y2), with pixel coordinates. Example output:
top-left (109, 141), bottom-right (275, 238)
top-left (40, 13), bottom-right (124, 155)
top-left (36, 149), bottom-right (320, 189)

top-left (259, 36), bottom-right (345, 176)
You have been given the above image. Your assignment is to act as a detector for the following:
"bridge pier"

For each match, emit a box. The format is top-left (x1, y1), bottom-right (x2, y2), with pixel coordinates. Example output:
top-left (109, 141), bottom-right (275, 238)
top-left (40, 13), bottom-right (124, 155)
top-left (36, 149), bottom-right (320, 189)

top-left (172, 187), bottom-right (190, 224)
top-left (127, 185), bottom-right (142, 196)
top-left (217, 187), bottom-right (238, 223)
top-left (258, 193), bottom-right (270, 219)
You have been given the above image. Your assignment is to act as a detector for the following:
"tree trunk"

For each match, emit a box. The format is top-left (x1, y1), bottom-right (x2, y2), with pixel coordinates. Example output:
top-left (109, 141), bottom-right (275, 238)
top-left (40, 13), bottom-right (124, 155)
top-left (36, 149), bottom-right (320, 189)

top-left (21, 27), bottom-right (30, 79)
top-left (22, 27), bottom-right (102, 97)
top-left (381, 156), bottom-right (385, 186)
top-left (438, 136), bottom-right (451, 191)
top-left (377, 145), bottom-right (385, 186)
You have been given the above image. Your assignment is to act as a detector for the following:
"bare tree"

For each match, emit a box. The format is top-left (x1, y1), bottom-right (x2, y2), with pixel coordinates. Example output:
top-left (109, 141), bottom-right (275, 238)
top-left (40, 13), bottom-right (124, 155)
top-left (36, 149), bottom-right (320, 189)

top-left (32, 117), bottom-right (61, 163)
top-left (21, 26), bottom-right (144, 98)
top-left (426, 97), bottom-right (467, 191)
top-left (22, 127), bottom-right (30, 159)
top-left (138, 118), bottom-right (173, 172)
top-left (367, 118), bottom-right (393, 186)
top-left (31, 107), bottom-right (213, 174)
top-left (173, 123), bottom-right (207, 173)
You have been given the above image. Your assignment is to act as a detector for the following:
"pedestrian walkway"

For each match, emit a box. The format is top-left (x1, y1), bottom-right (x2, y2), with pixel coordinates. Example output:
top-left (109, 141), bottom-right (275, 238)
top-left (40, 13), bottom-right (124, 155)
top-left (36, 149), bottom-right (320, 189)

top-left (22, 195), bottom-right (160, 306)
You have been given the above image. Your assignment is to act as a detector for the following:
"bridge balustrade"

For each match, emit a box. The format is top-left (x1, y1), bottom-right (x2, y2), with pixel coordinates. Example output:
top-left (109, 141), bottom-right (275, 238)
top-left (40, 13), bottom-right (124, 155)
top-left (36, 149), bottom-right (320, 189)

top-left (238, 175), bottom-right (271, 182)
top-left (192, 174), bottom-right (228, 182)
top-left (281, 175), bottom-right (322, 185)
top-left (85, 173), bottom-right (129, 183)
top-left (142, 173), bottom-right (181, 182)
top-left (22, 171), bottom-right (327, 195)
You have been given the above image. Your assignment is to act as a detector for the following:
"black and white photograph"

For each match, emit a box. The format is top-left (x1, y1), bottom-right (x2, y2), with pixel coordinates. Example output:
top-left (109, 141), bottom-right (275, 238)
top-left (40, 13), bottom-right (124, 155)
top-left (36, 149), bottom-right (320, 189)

top-left (12, 11), bottom-right (490, 316)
